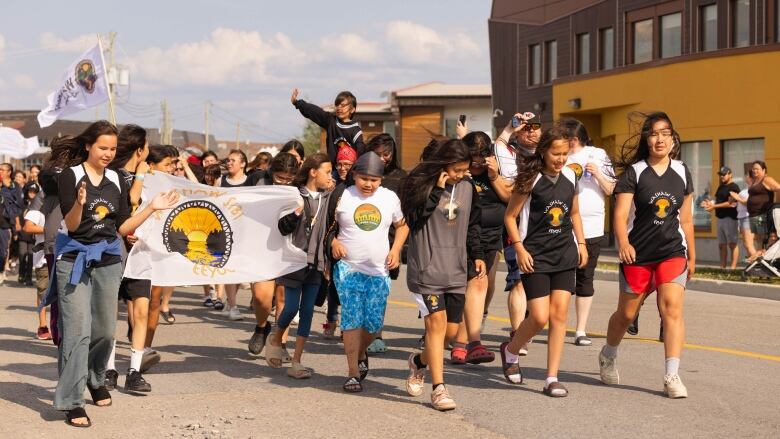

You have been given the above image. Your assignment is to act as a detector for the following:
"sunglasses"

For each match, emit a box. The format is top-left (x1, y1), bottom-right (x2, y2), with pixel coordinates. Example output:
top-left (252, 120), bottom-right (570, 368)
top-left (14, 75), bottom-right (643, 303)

top-left (520, 122), bottom-right (542, 131)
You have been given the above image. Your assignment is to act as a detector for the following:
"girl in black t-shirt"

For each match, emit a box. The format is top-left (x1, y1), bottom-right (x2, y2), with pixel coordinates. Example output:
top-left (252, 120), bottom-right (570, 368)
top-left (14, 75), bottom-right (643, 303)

top-left (499, 124), bottom-right (588, 398)
top-left (600, 112), bottom-right (696, 399)
top-left (51, 121), bottom-right (178, 427)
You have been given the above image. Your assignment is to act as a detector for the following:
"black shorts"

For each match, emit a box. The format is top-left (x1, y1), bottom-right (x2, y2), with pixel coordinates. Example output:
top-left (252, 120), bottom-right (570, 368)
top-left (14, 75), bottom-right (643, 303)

top-left (575, 235), bottom-right (605, 297)
top-left (521, 269), bottom-right (576, 300)
top-left (413, 293), bottom-right (465, 324)
top-left (119, 278), bottom-right (152, 300)
top-left (467, 250), bottom-right (498, 281)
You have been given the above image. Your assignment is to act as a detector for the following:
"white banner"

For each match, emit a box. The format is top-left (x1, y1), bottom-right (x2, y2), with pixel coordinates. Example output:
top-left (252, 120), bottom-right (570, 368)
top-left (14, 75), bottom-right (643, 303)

top-left (0, 127), bottom-right (40, 159)
top-left (37, 42), bottom-right (109, 128)
top-left (124, 173), bottom-right (307, 286)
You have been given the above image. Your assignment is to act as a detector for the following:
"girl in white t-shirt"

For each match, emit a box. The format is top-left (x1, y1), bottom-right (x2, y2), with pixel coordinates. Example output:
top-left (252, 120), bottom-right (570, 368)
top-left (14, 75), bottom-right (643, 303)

top-left (328, 152), bottom-right (408, 393)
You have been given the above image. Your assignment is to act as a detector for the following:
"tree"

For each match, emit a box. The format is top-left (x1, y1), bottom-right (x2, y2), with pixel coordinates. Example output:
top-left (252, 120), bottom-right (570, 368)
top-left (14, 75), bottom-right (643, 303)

top-left (301, 120), bottom-right (323, 156)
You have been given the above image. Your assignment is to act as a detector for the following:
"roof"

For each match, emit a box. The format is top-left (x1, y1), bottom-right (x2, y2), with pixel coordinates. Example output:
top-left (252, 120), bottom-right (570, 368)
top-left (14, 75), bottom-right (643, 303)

top-left (393, 82), bottom-right (491, 98)
top-left (490, 0), bottom-right (605, 25)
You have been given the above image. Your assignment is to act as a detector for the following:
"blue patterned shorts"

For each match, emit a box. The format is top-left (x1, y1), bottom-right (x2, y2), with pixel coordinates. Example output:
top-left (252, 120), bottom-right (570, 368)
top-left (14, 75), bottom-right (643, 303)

top-left (333, 260), bottom-right (391, 333)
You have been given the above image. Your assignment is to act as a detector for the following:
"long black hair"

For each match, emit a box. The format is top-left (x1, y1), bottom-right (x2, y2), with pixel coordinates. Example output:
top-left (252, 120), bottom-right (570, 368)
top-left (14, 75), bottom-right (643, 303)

top-left (110, 124), bottom-right (147, 170)
top-left (280, 139), bottom-right (305, 161)
top-left (513, 123), bottom-right (571, 194)
top-left (367, 133), bottom-right (401, 172)
top-left (147, 144), bottom-right (178, 165)
top-left (614, 112), bottom-right (680, 172)
top-left (45, 120), bottom-right (118, 170)
top-left (292, 153), bottom-right (329, 188)
top-left (462, 131), bottom-right (492, 158)
top-left (559, 118), bottom-right (592, 146)
top-left (270, 152), bottom-right (300, 178)
top-left (401, 138), bottom-right (471, 228)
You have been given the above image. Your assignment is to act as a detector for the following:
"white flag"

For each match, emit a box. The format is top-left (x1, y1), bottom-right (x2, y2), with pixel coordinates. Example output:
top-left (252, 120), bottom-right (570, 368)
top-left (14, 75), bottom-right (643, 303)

top-left (0, 127), bottom-right (41, 159)
top-left (123, 173), bottom-right (308, 286)
top-left (37, 42), bottom-right (109, 128)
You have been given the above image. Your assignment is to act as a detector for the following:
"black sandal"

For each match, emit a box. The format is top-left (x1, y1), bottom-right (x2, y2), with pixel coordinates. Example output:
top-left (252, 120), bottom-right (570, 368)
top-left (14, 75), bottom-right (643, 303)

top-left (358, 353), bottom-right (369, 382)
top-left (160, 310), bottom-right (175, 324)
top-left (87, 384), bottom-right (112, 407)
top-left (342, 377), bottom-right (363, 393)
top-left (65, 407), bottom-right (92, 428)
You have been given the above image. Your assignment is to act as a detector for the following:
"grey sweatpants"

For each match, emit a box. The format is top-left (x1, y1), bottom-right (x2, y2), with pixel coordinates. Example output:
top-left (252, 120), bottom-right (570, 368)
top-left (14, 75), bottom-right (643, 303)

top-left (54, 259), bottom-right (122, 410)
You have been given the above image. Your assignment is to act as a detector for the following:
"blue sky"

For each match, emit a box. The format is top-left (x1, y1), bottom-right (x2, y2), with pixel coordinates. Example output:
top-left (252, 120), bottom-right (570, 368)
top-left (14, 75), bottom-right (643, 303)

top-left (0, 0), bottom-right (492, 142)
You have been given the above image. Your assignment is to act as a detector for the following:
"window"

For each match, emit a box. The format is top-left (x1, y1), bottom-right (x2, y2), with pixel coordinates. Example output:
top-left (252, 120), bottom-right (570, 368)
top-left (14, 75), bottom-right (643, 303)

top-left (700, 4), bottom-right (718, 51)
top-left (660, 13), bottom-right (682, 58)
top-left (723, 138), bottom-right (764, 187)
top-left (599, 28), bottom-right (614, 70)
top-left (731, 0), bottom-right (750, 48)
top-left (633, 19), bottom-right (654, 63)
top-left (382, 121), bottom-right (396, 139)
top-left (545, 40), bottom-right (557, 83)
top-left (576, 33), bottom-right (590, 74)
top-left (529, 44), bottom-right (541, 86)
top-left (680, 142), bottom-right (713, 232)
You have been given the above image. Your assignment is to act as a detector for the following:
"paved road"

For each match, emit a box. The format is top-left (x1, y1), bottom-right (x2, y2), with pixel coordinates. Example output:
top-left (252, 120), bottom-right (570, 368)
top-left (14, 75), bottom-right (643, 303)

top-left (1, 267), bottom-right (779, 438)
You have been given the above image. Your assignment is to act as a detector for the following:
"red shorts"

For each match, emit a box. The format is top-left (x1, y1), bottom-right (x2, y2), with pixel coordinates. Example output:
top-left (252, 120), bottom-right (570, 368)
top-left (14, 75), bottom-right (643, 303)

top-left (619, 257), bottom-right (687, 295)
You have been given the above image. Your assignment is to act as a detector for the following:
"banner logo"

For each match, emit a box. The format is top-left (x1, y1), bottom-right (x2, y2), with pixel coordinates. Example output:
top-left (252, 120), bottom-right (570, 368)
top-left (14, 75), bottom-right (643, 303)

top-left (163, 201), bottom-right (233, 267)
top-left (75, 60), bottom-right (98, 94)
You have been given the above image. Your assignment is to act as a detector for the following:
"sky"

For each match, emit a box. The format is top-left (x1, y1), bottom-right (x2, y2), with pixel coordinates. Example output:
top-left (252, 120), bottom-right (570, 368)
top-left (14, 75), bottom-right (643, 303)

top-left (0, 0), bottom-right (492, 143)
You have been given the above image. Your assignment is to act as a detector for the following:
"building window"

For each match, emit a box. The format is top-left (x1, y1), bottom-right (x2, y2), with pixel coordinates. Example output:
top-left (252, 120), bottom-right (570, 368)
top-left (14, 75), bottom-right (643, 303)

top-left (545, 40), bottom-right (557, 83)
top-left (633, 19), bottom-right (654, 63)
top-left (680, 141), bottom-right (713, 232)
top-left (576, 33), bottom-right (590, 74)
top-left (700, 4), bottom-right (718, 51)
top-left (731, 0), bottom-right (750, 48)
top-left (723, 138), bottom-right (764, 186)
top-left (660, 13), bottom-right (682, 58)
top-left (599, 27), bottom-right (614, 70)
top-left (382, 121), bottom-right (396, 139)
top-left (529, 44), bottom-right (541, 86)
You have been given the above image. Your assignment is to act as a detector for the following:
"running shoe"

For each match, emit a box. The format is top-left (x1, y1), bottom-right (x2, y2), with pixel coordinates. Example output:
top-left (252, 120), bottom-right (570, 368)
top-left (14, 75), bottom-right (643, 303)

top-left (125, 370), bottom-right (151, 392)
top-left (248, 324), bottom-right (271, 355)
top-left (405, 353), bottom-right (425, 397)
top-left (220, 304), bottom-right (232, 316)
top-left (627, 315), bottom-right (639, 335)
top-left (203, 298), bottom-right (214, 307)
top-left (430, 385), bottom-right (456, 411)
top-left (104, 369), bottom-right (119, 391)
top-left (213, 299), bottom-right (225, 311)
top-left (598, 351), bottom-right (620, 385)
top-left (574, 335), bottom-right (592, 346)
top-left (229, 306), bottom-right (243, 321)
top-left (663, 374), bottom-right (688, 398)
top-left (659, 321), bottom-right (665, 342)
top-left (140, 350), bottom-right (161, 373)
top-left (36, 326), bottom-right (52, 340)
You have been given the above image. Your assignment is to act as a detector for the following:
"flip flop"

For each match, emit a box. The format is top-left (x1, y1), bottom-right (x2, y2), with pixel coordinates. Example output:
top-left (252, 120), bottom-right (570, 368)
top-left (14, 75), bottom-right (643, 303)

top-left (160, 310), bottom-right (175, 324)
top-left (65, 407), bottom-right (91, 428)
top-left (86, 385), bottom-right (112, 407)
top-left (499, 342), bottom-right (523, 385)
top-left (465, 344), bottom-right (495, 364)
top-left (358, 353), bottom-right (369, 382)
top-left (342, 376), bottom-right (363, 393)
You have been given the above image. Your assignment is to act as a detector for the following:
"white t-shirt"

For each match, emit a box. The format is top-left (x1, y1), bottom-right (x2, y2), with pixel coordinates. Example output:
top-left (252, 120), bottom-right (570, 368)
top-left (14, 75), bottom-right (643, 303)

top-left (565, 146), bottom-right (615, 239)
top-left (336, 186), bottom-right (403, 276)
top-left (23, 210), bottom-right (46, 269)
top-left (737, 188), bottom-right (749, 219)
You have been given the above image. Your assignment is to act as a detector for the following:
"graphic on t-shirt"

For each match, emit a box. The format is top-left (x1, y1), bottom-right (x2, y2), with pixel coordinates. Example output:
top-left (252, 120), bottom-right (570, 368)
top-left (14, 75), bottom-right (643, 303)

top-left (163, 200), bottom-right (233, 267)
top-left (354, 203), bottom-right (382, 231)
top-left (567, 163), bottom-right (584, 180)
top-left (442, 200), bottom-right (460, 221)
top-left (91, 204), bottom-right (109, 221)
top-left (650, 193), bottom-right (676, 220)
top-left (544, 200), bottom-right (569, 230)
top-left (88, 198), bottom-right (114, 225)
top-left (427, 295), bottom-right (439, 308)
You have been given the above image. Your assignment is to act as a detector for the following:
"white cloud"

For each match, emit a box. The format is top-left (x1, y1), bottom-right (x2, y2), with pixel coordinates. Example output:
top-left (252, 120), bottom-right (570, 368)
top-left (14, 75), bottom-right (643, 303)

top-left (385, 21), bottom-right (481, 64)
top-left (39, 32), bottom-right (95, 53)
top-left (128, 28), bottom-right (307, 86)
top-left (13, 74), bottom-right (35, 89)
top-left (318, 33), bottom-right (379, 63)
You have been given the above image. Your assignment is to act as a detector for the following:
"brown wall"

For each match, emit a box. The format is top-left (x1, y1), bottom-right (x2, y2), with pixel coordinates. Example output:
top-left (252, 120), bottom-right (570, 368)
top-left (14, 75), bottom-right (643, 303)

top-left (399, 106), bottom-right (442, 169)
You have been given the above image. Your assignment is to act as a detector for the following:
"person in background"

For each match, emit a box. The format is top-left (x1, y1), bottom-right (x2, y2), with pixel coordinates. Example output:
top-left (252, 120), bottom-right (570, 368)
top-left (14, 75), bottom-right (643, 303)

top-left (23, 187), bottom-right (50, 340)
top-left (730, 174), bottom-right (758, 261)
top-left (0, 163), bottom-right (24, 284)
top-left (279, 140), bottom-right (306, 165)
top-left (17, 183), bottom-right (39, 286)
top-left (247, 151), bottom-right (273, 173)
top-left (701, 167), bottom-right (741, 269)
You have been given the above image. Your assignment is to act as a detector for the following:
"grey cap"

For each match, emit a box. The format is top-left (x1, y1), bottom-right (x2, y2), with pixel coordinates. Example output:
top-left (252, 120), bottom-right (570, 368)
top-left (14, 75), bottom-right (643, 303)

top-left (352, 151), bottom-right (385, 177)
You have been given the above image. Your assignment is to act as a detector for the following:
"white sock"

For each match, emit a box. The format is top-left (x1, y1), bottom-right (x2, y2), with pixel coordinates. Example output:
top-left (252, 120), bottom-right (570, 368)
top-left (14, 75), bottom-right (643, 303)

top-left (601, 344), bottom-right (618, 359)
top-left (106, 340), bottom-right (116, 370)
top-left (665, 357), bottom-right (680, 376)
top-left (503, 344), bottom-right (519, 364)
top-left (143, 347), bottom-right (154, 355)
top-left (545, 376), bottom-right (558, 386)
top-left (130, 348), bottom-right (144, 372)
top-left (575, 331), bottom-right (587, 338)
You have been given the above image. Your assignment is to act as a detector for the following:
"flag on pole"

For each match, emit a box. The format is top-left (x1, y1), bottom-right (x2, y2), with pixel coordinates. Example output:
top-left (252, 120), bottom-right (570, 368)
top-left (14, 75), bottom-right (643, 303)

top-left (123, 173), bottom-right (308, 286)
top-left (0, 127), bottom-right (42, 159)
top-left (37, 42), bottom-right (109, 128)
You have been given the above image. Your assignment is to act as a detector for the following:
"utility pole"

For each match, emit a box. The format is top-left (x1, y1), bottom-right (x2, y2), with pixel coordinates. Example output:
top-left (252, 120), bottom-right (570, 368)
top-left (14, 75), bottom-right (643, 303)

top-left (204, 101), bottom-right (211, 151)
top-left (161, 99), bottom-right (172, 144)
top-left (235, 122), bottom-right (240, 148)
top-left (99, 32), bottom-right (117, 124)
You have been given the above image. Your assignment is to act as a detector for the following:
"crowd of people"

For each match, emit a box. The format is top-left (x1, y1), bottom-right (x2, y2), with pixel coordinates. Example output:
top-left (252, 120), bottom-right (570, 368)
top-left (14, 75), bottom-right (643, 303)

top-left (13, 88), bottom-right (779, 428)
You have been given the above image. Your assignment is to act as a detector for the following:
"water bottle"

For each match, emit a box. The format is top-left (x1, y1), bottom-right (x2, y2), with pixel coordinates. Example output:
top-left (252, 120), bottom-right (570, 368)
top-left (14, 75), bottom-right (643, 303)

top-left (583, 152), bottom-right (594, 179)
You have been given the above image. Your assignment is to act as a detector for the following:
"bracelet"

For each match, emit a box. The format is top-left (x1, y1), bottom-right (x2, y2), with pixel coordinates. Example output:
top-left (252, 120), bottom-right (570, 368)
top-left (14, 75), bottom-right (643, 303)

top-left (135, 174), bottom-right (145, 181)
top-left (578, 242), bottom-right (586, 245)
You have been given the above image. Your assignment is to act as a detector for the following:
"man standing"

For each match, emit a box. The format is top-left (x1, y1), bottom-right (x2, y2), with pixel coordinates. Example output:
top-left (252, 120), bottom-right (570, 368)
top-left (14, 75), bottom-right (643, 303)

top-left (0, 163), bottom-right (23, 284)
top-left (703, 167), bottom-right (741, 269)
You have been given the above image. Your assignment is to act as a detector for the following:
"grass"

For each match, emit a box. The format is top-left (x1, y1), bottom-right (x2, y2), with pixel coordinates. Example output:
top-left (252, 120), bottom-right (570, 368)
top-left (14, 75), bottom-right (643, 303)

top-left (596, 262), bottom-right (780, 285)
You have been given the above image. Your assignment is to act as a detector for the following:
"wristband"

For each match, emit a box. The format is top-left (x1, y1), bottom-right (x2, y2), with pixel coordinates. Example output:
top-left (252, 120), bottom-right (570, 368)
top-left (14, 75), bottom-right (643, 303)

top-left (578, 242), bottom-right (586, 245)
top-left (135, 174), bottom-right (145, 181)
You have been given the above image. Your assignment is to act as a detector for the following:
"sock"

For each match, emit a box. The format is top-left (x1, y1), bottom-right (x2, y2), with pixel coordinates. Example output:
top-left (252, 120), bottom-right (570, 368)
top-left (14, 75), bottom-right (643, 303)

top-left (503, 344), bottom-right (519, 364)
top-left (545, 376), bottom-right (558, 386)
top-left (375, 336), bottom-right (383, 340)
top-left (432, 383), bottom-right (444, 391)
top-left (466, 341), bottom-right (480, 351)
top-left (106, 340), bottom-right (116, 371)
top-left (129, 348), bottom-right (144, 372)
top-left (601, 344), bottom-right (618, 359)
top-left (413, 354), bottom-right (427, 369)
top-left (452, 342), bottom-right (466, 350)
top-left (665, 357), bottom-right (680, 376)
top-left (143, 347), bottom-right (154, 355)
top-left (575, 331), bottom-right (587, 338)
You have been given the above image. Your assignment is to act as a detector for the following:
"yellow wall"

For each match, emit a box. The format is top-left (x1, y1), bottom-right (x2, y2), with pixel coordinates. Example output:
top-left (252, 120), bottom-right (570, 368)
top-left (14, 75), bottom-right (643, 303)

top-left (553, 49), bottom-right (780, 237)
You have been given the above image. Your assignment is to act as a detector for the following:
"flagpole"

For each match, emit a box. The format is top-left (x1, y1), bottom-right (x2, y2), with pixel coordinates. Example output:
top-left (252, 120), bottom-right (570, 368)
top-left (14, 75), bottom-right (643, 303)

top-left (97, 33), bottom-right (116, 125)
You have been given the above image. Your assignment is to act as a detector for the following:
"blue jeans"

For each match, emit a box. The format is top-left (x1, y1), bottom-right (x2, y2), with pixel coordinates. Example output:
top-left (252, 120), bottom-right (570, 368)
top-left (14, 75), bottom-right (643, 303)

top-left (277, 283), bottom-right (320, 338)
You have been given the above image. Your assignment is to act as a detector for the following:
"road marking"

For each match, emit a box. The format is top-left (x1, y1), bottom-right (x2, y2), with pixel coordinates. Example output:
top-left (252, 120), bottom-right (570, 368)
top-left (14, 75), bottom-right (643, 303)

top-left (387, 299), bottom-right (780, 364)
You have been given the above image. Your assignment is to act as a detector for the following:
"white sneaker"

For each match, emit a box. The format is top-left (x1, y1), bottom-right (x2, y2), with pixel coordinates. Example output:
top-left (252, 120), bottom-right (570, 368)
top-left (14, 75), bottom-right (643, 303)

top-left (663, 374), bottom-right (688, 398)
top-left (229, 306), bottom-right (243, 321)
top-left (431, 385), bottom-right (456, 411)
top-left (292, 312), bottom-right (300, 325)
top-left (599, 351), bottom-right (620, 385)
top-left (221, 305), bottom-right (232, 316)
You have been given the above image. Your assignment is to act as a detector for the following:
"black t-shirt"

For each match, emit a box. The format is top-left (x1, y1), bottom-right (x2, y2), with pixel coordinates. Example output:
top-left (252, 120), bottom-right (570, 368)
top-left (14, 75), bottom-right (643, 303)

top-left (472, 173), bottom-right (506, 251)
top-left (220, 172), bottom-right (261, 187)
top-left (519, 168), bottom-right (579, 272)
top-left (714, 182), bottom-right (740, 219)
top-left (58, 165), bottom-right (130, 264)
top-left (615, 160), bottom-right (694, 265)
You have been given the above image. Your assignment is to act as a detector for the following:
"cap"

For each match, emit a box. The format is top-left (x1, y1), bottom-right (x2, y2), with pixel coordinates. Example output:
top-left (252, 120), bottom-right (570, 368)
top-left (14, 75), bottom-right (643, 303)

top-left (336, 144), bottom-right (357, 163)
top-left (351, 151), bottom-right (384, 177)
top-left (718, 166), bottom-right (732, 176)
